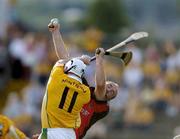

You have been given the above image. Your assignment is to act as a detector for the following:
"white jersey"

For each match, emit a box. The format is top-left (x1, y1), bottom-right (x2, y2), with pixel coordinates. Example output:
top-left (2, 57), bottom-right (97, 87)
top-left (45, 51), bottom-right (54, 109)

top-left (84, 60), bottom-right (96, 87)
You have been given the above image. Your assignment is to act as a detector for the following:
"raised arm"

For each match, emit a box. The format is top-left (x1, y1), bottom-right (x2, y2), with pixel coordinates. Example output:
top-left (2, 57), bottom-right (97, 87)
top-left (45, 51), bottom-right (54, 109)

top-left (48, 18), bottom-right (69, 59)
top-left (94, 48), bottom-right (106, 100)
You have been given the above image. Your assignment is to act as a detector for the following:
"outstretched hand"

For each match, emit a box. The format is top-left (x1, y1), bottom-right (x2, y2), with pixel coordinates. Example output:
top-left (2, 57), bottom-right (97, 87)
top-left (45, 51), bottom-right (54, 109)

top-left (48, 18), bottom-right (60, 32)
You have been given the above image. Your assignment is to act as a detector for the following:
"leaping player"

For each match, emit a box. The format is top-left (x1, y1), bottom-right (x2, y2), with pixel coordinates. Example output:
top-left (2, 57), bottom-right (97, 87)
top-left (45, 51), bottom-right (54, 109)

top-left (38, 18), bottom-right (107, 138)
top-left (45, 18), bottom-right (127, 139)
top-left (33, 18), bottom-right (131, 139)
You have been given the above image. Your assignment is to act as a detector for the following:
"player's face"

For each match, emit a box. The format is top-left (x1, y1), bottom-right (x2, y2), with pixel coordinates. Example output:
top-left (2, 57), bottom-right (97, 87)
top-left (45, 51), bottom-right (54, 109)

top-left (105, 82), bottom-right (119, 100)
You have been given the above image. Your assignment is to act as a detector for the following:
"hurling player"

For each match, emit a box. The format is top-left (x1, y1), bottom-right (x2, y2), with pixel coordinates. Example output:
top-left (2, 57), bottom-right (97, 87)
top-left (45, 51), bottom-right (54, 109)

top-left (38, 18), bottom-right (106, 139)
top-left (47, 18), bottom-right (121, 139)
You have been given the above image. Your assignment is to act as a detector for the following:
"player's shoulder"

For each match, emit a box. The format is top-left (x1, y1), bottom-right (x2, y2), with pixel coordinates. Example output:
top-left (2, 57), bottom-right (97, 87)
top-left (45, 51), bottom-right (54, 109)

top-left (89, 88), bottom-right (108, 104)
top-left (51, 60), bottom-right (65, 76)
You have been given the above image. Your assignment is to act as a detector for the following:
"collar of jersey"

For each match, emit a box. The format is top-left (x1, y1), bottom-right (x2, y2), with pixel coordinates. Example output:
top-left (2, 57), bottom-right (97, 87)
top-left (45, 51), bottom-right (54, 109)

top-left (67, 73), bottom-right (82, 84)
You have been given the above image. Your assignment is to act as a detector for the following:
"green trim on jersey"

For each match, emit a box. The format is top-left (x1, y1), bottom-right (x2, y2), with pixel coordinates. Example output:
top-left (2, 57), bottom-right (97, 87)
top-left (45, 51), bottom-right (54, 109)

top-left (41, 128), bottom-right (47, 139)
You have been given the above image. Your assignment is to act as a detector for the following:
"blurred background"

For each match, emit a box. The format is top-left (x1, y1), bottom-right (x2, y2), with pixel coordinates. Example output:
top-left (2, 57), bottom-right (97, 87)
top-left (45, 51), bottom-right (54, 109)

top-left (0, 0), bottom-right (180, 139)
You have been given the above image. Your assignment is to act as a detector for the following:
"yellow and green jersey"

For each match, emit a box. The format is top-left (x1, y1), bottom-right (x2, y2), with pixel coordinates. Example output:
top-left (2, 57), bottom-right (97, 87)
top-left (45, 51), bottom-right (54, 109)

top-left (41, 64), bottom-right (90, 128)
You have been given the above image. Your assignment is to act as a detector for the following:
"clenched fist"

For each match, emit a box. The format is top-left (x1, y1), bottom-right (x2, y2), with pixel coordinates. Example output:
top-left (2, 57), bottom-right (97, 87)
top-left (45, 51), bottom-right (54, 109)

top-left (95, 48), bottom-right (105, 57)
top-left (48, 18), bottom-right (60, 32)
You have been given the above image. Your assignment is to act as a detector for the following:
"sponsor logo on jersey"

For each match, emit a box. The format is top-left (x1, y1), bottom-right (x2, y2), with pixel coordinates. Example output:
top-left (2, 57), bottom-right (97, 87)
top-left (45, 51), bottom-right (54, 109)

top-left (81, 108), bottom-right (90, 116)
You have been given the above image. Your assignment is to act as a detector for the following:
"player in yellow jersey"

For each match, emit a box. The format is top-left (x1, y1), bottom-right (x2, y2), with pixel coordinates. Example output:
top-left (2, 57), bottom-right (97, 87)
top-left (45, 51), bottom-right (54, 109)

top-left (39, 19), bottom-right (106, 139)
top-left (0, 115), bottom-right (29, 139)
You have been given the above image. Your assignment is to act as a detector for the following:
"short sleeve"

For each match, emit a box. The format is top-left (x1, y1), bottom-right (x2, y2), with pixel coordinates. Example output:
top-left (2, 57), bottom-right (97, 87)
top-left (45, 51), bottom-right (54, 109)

top-left (51, 61), bottom-right (65, 76)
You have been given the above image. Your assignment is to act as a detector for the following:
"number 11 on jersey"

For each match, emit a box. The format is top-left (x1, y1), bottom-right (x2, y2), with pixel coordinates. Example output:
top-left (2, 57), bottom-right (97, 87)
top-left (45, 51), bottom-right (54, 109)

top-left (59, 87), bottom-right (78, 113)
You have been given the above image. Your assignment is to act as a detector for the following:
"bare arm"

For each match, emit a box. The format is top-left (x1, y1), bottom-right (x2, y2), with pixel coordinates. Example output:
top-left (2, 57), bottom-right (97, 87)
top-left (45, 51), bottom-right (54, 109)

top-left (94, 48), bottom-right (106, 100)
top-left (48, 18), bottom-right (69, 59)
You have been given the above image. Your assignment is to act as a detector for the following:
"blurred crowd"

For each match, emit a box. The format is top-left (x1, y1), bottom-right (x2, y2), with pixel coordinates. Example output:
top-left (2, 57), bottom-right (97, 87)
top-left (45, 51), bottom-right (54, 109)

top-left (0, 22), bottom-right (179, 138)
top-left (109, 41), bottom-right (180, 128)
